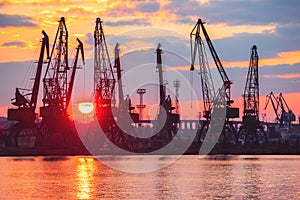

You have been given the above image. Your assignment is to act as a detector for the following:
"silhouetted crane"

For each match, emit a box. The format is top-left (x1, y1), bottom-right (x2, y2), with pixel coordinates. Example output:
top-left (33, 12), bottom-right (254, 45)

top-left (40, 17), bottom-right (84, 146)
top-left (190, 18), bottom-right (239, 143)
top-left (94, 17), bottom-right (116, 133)
top-left (7, 31), bottom-right (49, 147)
top-left (156, 44), bottom-right (180, 140)
top-left (237, 45), bottom-right (267, 144)
top-left (265, 92), bottom-right (296, 131)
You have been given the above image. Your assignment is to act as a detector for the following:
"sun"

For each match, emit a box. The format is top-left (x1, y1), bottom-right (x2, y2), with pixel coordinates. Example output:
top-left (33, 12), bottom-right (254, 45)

top-left (78, 102), bottom-right (94, 114)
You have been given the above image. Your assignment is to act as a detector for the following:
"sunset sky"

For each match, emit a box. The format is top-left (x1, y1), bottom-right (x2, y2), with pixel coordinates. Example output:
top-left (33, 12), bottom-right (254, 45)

top-left (0, 0), bottom-right (299, 122)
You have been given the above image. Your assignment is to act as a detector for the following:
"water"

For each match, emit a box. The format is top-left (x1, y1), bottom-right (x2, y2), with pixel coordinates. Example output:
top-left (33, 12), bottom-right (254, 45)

top-left (0, 155), bottom-right (299, 199)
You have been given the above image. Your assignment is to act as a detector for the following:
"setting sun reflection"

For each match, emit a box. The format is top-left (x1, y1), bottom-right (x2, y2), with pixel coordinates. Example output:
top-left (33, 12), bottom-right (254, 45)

top-left (76, 157), bottom-right (97, 200)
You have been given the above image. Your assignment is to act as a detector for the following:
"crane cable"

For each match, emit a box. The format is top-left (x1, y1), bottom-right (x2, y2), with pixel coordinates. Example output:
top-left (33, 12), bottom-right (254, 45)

top-left (21, 46), bottom-right (38, 91)
top-left (190, 70), bottom-right (193, 109)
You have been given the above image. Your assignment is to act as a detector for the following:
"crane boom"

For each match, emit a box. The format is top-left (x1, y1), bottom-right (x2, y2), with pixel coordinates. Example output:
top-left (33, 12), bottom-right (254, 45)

top-left (190, 20), bottom-right (215, 119)
top-left (264, 92), bottom-right (280, 120)
top-left (30, 30), bottom-right (49, 110)
top-left (196, 19), bottom-right (233, 105)
top-left (66, 38), bottom-right (85, 109)
top-left (8, 30), bottom-right (49, 122)
top-left (265, 92), bottom-right (296, 129)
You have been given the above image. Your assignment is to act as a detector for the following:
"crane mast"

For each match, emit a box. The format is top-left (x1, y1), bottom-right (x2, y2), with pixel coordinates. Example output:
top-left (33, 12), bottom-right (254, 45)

top-left (94, 17), bottom-right (115, 104)
top-left (156, 44), bottom-right (179, 138)
top-left (156, 44), bottom-right (166, 107)
top-left (238, 45), bottom-right (266, 144)
top-left (94, 18), bottom-right (116, 132)
top-left (114, 43), bottom-right (139, 123)
top-left (243, 45), bottom-right (259, 120)
top-left (42, 17), bottom-right (69, 116)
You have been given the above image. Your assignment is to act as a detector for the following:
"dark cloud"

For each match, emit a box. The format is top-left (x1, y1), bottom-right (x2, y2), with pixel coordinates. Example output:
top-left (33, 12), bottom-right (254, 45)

top-left (136, 2), bottom-right (160, 13)
top-left (165, 0), bottom-right (300, 26)
top-left (213, 28), bottom-right (300, 62)
top-left (2, 41), bottom-right (26, 47)
top-left (105, 19), bottom-right (151, 27)
top-left (0, 14), bottom-right (37, 27)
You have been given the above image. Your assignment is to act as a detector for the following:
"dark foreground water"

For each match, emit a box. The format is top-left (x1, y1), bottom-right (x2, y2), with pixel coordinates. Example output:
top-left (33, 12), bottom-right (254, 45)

top-left (0, 155), bottom-right (299, 199)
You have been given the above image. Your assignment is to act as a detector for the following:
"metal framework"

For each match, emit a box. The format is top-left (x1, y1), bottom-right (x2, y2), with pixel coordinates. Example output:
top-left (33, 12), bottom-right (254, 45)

top-left (94, 17), bottom-right (115, 107)
top-left (42, 17), bottom-right (69, 114)
top-left (238, 45), bottom-right (267, 144)
top-left (265, 92), bottom-right (296, 130)
top-left (190, 20), bottom-right (215, 120)
top-left (39, 17), bottom-right (85, 147)
top-left (190, 18), bottom-right (238, 143)
top-left (191, 19), bottom-right (233, 106)
top-left (243, 45), bottom-right (259, 119)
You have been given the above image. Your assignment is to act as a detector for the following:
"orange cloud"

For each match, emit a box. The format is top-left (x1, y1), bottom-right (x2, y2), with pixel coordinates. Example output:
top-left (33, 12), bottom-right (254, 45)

top-left (166, 50), bottom-right (300, 72)
top-left (223, 50), bottom-right (300, 68)
top-left (168, 66), bottom-right (191, 71)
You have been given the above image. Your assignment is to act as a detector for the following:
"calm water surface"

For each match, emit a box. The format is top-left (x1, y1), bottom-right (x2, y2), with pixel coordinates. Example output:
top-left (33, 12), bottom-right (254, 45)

top-left (0, 155), bottom-right (299, 199)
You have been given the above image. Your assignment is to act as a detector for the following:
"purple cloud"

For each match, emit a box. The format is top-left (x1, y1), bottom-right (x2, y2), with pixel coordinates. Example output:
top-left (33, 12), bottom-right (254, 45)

top-left (0, 14), bottom-right (37, 27)
top-left (2, 41), bottom-right (26, 47)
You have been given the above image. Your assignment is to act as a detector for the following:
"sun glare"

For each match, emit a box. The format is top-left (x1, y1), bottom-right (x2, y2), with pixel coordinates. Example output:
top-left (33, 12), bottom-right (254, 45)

top-left (78, 102), bottom-right (94, 114)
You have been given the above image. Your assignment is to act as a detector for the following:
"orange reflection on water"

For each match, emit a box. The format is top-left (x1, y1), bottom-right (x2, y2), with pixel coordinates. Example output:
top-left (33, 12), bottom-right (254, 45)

top-left (76, 157), bottom-right (97, 200)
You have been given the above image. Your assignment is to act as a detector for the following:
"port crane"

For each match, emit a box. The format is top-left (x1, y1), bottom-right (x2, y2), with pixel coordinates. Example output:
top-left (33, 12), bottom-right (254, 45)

top-left (7, 31), bottom-right (49, 147)
top-left (237, 45), bottom-right (267, 144)
top-left (156, 44), bottom-right (180, 140)
top-left (190, 19), bottom-right (215, 141)
top-left (264, 92), bottom-right (295, 130)
top-left (93, 18), bottom-right (140, 151)
top-left (93, 17), bottom-right (116, 141)
top-left (114, 43), bottom-right (139, 123)
top-left (113, 42), bottom-right (140, 148)
top-left (40, 17), bottom-right (84, 146)
top-left (190, 18), bottom-right (239, 143)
